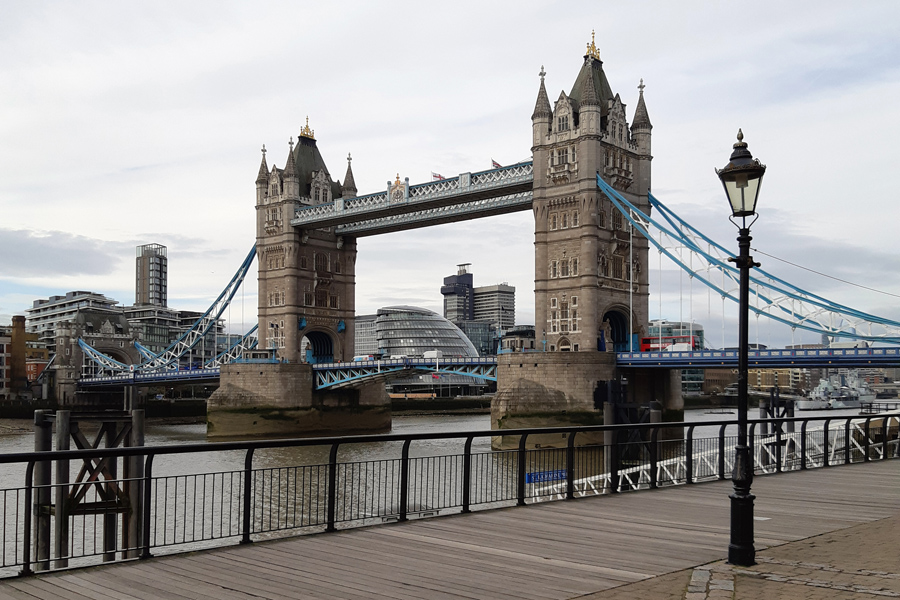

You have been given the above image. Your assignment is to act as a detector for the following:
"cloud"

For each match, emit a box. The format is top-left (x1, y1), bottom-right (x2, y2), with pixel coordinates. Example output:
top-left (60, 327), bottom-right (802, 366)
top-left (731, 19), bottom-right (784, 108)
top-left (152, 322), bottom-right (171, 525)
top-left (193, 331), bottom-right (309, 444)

top-left (0, 229), bottom-right (131, 278)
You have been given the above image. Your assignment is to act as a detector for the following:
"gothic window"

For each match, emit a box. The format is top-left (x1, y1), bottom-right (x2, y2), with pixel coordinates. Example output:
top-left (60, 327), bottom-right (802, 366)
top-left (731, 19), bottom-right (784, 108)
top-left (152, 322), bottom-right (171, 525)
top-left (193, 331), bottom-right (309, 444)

top-left (315, 289), bottom-right (328, 307)
top-left (303, 285), bottom-right (312, 306)
top-left (557, 147), bottom-right (569, 165)
top-left (613, 256), bottom-right (624, 279)
top-left (329, 294), bottom-right (339, 309)
top-left (550, 297), bottom-right (557, 308)
top-left (601, 256), bottom-right (610, 278)
top-left (598, 210), bottom-right (606, 228)
top-left (557, 115), bottom-right (569, 131)
top-left (550, 214), bottom-right (557, 230)
top-left (562, 214), bottom-right (568, 229)
top-left (561, 260), bottom-right (569, 277)
top-left (334, 259), bottom-right (341, 274)
top-left (301, 255), bottom-right (308, 269)
top-left (314, 253), bottom-right (328, 272)
top-left (572, 258), bottom-right (578, 276)
top-left (613, 211), bottom-right (623, 231)
top-left (618, 124), bottom-right (623, 141)
top-left (626, 261), bottom-right (632, 282)
top-left (571, 296), bottom-right (578, 306)
top-left (571, 147), bottom-right (576, 162)
top-left (550, 261), bottom-right (558, 278)
top-left (314, 187), bottom-right (320, 203)
top-left (572, 211), bottom-right (578, 227)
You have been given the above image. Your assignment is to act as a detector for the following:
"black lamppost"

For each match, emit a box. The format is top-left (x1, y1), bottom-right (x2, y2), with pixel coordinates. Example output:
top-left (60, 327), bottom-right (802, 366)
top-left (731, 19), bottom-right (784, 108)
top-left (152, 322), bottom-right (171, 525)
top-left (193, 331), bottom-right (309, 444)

top-left (716, 129), bottom-right (766, 567)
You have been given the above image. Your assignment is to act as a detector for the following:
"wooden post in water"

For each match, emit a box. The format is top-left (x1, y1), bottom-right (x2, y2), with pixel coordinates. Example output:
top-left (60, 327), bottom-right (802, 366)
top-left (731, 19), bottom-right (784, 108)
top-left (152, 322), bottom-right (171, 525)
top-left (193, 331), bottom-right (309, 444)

top-left (33, 410), bottom-right (52, 572)
top-left (53, 410), bottom-right (70, 569)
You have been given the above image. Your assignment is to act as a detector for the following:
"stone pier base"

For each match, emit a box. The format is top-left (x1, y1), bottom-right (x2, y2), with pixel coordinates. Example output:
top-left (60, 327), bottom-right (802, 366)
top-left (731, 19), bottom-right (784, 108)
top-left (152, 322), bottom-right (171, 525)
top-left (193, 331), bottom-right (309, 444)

top-left (492, 352), bottom-right (617, 450)
top-left (207, 363), bottom-right (391, 439)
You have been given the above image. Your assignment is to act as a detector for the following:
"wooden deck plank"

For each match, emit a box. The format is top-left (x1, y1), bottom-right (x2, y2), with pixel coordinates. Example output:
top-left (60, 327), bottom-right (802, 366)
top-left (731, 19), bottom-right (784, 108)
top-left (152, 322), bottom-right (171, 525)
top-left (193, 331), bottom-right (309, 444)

top-left (0, 460), bottom-right (894, 600)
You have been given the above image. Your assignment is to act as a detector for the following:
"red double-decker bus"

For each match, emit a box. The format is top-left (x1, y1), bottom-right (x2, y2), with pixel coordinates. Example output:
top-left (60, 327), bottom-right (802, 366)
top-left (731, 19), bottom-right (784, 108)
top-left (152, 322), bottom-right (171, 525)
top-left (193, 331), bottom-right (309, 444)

top-left (639, 335), bottom-right (701, 352)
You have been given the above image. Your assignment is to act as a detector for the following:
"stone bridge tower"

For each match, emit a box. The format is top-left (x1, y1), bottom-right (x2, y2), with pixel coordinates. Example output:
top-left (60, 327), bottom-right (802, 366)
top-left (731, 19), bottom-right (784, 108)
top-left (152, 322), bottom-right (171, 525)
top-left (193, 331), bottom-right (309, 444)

top-left (493, 36), bottom-right (675, 447)
top-left (531, 36), bottom-right (652, 354)
top-left (255, 120), bottom-right (358, 364)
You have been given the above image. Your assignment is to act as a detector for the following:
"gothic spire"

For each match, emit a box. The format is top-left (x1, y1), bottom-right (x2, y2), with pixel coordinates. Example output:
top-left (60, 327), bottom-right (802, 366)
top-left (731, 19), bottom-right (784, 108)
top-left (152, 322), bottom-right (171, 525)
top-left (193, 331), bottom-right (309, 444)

top-left (580, 67), bottom-right (600, 107)
top-left (342, 153), bottom-right (357, 195)
top-left (531, 66), bottom-right (552, 120)
top-left (632, 79), bottom-right (652, 129)
top-left (283, 137), bottom-right (297, 178)
top-left (256, 144), bottom-right (269, 184)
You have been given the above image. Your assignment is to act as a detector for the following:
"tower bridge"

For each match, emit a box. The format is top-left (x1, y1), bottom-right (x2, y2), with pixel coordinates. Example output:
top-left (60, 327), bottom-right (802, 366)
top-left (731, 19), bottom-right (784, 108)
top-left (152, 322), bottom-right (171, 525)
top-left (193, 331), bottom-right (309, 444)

top-left (73, 35), bottom-right (900, 440)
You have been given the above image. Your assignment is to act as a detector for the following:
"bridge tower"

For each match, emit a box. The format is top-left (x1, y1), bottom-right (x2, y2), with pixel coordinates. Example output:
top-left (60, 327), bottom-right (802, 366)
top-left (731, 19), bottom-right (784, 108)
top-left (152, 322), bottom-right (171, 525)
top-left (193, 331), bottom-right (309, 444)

top-left (531, 38), bottom-right (652, 353)
top-left (494, 36), bottom-right (679, 447)
top-left (255, 122), bottom-right (357, 363)
top-left (209, 121), bottom-right (389, 439)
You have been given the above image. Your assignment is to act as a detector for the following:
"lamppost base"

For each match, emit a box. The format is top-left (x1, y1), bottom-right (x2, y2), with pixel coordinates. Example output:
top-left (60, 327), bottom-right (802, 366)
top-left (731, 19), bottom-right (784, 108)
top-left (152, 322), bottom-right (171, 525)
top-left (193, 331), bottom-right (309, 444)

top-left (727, 490), bottom-right (756, 566)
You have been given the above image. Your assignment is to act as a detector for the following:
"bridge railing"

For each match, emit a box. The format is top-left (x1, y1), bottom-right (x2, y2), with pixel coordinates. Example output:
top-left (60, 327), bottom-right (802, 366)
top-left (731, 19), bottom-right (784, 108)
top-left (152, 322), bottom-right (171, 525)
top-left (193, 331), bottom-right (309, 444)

top-left (0, 413), bottom-right (896, 578)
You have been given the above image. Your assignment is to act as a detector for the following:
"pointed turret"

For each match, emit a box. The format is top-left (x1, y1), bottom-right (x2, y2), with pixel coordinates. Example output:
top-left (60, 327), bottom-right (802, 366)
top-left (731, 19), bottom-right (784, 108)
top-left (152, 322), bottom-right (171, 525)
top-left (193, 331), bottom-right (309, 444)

top-left (256, 145), bottom-right (269, 205)
top-left (632, 79), bottom-right (652, 160)
top-left (632, 79), bottom-right (652, 130)
top-left (341, 153), bottom-right (357, 199)
top-left (256, 145), bottom-right (269, 184)
top-left (532, 66), bottom-right (552, 149)
top-left (531, 66), bottom-right (552, 120)
top-left (283, 138), bottom-right (300, 199)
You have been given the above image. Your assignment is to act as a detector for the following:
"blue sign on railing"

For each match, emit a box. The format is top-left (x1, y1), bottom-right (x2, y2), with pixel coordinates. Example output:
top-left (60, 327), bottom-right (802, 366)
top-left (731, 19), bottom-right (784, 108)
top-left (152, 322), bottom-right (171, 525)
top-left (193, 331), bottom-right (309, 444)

top-left (525, 469), bottom-right (567, 484)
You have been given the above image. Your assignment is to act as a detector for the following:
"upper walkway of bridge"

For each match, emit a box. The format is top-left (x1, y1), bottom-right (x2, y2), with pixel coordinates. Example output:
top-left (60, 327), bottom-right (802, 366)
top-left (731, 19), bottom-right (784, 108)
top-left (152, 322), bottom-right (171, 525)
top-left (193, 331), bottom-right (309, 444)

top-left (3, 460), bottom-right (895, 599)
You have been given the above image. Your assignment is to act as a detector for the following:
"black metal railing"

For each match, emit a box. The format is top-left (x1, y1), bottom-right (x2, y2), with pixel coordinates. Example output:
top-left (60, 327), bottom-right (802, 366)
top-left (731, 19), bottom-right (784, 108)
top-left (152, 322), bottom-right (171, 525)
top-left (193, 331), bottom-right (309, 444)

top-left (0, 413), bottom-right (896, 577)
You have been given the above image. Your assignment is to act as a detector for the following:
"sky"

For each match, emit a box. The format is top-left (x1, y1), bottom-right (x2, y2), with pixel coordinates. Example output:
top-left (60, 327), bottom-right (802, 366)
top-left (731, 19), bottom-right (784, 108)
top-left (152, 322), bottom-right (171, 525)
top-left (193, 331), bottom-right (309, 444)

top-left (2, 1), bottom-right (900, 349)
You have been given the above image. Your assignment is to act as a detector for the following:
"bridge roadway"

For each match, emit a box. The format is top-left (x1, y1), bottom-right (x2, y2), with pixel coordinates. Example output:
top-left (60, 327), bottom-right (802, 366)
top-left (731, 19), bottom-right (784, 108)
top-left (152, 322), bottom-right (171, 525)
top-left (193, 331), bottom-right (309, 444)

top-left (77, 347), bottom-right (900, 388)
top-left (2, 460), bottom-right (895, 599)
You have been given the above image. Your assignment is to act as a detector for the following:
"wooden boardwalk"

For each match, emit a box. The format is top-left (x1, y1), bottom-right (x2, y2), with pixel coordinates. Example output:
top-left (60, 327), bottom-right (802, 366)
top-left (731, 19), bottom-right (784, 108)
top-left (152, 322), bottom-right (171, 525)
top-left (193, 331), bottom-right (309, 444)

top-left (0, 460), bottom-right (897, 599)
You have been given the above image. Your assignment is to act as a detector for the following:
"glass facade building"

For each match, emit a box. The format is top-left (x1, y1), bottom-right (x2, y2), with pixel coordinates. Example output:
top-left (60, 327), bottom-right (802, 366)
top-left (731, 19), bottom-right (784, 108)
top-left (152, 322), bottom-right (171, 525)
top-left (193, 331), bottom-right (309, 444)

top-left (375, 306), bottom-right (479, 358)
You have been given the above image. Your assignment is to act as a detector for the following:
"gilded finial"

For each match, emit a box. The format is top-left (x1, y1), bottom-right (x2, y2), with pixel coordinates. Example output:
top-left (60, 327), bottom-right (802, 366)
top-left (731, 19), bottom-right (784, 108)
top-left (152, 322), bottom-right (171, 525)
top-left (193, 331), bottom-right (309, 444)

top-left (395, 173), bottom-right (401, 185)
top-left (300, 116), bottom-right (315, 140)
top-left (586, 30), bottom-right (600, 60)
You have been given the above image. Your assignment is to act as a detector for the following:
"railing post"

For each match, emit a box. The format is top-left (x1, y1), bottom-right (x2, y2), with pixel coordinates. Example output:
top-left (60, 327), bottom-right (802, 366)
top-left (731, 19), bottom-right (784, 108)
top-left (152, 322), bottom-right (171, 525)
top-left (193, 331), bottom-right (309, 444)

top-left (326, 443), bottom-right (338, 532)
top-left (462, 436), bottom-right (473, 513)
top-left (749, 422), bottom-right (756, 473)
top-left (140, 454), bottom-right (154, 559)
top-left (823, 419), bottom-right (830, 467)
top-left (685, 426), bottom-right (694, 484)
top-left (844, 419), bottom-right (851, 465)
top-left (241, 448), bottom-right (255, 543)
top-left (882, 417), bottom-right (890, 460)
top-left (608, 426), bottom-right (619, 494)
top-left (648, 427), bottom-right (658, 489)
top-left (565, 432), bottom-right (575, 500)
top-left (800, 421), bottom-right (808, 470)
top-left (516, 434), bottom-right (528, 506)
top-left (718, 424), bottom-right (726, 480)
top-left (21, 461), bottom-right (35, 576)
top-left (33, 410), bottom-right (51, 572)
top-left (399, 439), bottom-right (411, 522)
top-left (863, 418), bottom-right (871, 462)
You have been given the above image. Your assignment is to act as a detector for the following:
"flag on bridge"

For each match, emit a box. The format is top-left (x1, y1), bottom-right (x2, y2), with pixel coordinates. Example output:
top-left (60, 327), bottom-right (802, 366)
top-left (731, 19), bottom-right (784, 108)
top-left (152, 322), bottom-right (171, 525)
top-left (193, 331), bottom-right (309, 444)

top-left (432, 172), bottom-right (445, 181)
top-left (491, 159), bottom-right (502, 169)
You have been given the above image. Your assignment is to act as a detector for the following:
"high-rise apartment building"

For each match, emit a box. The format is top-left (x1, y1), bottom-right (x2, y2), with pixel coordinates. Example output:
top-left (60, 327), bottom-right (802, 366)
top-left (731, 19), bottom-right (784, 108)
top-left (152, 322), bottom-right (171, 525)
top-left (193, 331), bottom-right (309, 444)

top-left (136, 243), bottom-right (168, 306)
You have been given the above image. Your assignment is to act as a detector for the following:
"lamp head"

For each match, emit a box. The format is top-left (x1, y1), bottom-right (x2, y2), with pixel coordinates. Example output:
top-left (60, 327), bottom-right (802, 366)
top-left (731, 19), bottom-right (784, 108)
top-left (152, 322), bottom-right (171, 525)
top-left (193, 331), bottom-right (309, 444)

top-left (716, 129), bottom-right (766, 218)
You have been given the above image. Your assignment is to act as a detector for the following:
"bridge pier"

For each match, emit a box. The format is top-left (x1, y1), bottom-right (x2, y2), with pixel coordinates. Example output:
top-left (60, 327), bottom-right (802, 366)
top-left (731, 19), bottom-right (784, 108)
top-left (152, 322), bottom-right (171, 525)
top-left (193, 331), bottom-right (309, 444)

top-left (207, 363), bottom-right (391, 439)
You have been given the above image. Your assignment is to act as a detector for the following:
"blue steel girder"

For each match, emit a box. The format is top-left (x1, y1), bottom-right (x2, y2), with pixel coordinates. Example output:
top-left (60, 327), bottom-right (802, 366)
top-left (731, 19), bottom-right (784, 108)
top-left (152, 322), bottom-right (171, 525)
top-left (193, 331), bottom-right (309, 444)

top-left (313, 357), bottom-right (497, 389)
top-left (616, 347), bottom-right (900, 369)
top-left (291, 162), bottom-right (534, 236)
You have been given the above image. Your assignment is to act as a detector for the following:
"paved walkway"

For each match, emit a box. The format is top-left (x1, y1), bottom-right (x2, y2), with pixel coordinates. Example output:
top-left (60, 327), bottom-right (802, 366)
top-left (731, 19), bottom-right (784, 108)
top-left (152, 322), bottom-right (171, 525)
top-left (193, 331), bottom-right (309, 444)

top-left (0, 460), bottom-right (896, 599)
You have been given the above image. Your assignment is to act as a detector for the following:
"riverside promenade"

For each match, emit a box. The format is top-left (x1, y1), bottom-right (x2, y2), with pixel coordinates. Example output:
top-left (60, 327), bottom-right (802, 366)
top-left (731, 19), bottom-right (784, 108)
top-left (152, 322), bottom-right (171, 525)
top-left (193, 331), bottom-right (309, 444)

top-left (0, 460), bottom-right (896, 599)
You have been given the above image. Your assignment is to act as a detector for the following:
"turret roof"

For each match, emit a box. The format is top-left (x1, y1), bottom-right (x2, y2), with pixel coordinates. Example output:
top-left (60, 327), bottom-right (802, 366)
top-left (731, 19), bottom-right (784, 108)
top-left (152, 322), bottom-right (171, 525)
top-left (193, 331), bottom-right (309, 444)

top-left (569, 56), bottom-right (614, 116)
top-left (342, 153), bottom-right (357, 194)
top-left (531, 66), bottom-right (552, 120)
top-left (256, 146), bottom-right (269, 184)
top-left (633, 79), bottom-right (652, 129)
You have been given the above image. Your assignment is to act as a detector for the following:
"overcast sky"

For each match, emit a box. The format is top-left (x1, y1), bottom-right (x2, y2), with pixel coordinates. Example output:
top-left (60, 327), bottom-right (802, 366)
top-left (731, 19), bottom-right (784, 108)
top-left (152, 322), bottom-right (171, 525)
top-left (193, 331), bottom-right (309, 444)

top-left (2, 1), bottom-right (899, 348)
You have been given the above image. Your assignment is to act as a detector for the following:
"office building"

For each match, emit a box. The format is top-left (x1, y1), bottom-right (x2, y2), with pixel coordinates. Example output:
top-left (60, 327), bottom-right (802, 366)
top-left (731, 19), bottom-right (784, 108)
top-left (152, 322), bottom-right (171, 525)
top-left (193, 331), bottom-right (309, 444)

top-left (136, 243), bottom-right (168, 306)
top-left (441, 264), bottom-right (474, 323)
top-left (473, 283), bottom-right (515, 332)
top-left (354, 314), bottom-right (378, 356)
